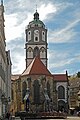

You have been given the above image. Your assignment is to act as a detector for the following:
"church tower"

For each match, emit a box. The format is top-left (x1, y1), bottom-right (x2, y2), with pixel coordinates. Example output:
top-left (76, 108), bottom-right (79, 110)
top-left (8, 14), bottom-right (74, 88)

top-left (25, 10), bottom-right (48, 68)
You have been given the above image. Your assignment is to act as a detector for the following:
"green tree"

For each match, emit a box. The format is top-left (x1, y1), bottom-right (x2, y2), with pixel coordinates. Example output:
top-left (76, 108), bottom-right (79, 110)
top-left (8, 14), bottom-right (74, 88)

top-left (77, 72), bottom-right (80, 78)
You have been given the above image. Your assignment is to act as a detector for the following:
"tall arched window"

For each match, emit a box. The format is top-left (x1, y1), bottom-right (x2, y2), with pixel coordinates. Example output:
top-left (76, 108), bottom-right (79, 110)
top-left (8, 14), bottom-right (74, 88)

top-left (58, 86), bottom-right (65, 99)
top-left (47, 82), bottom-right (50, 98)
top-left (33, 80), bottom-right (40, 104)
top-left (22, 81), bottom-right (27, 101)
top-left (40, 47), bottom-right (46, 58)
top-left (33, 47), bottom-right (40, 57)
top-left (27, 47), bottom-right (33, 58)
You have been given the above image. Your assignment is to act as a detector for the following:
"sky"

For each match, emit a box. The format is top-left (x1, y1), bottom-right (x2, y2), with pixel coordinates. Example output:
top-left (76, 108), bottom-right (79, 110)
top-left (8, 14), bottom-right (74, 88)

top-left (2, 0), bottom-right (80, 75)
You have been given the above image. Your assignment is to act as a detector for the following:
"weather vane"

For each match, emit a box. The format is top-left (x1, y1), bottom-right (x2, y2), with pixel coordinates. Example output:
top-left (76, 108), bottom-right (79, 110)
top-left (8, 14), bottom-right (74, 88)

top-left (36, 4), bottom-right (37, 12)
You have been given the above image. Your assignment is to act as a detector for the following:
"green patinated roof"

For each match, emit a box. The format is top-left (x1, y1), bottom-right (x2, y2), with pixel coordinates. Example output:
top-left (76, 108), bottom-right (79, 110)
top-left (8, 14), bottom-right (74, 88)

top-left (29, 19), bottom-right (45, 26)
top-left (28, 11), bottom-right (45, 27)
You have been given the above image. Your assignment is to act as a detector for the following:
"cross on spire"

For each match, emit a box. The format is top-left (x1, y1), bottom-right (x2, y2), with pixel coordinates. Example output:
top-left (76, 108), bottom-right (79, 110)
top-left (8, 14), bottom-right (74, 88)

top-left (36, 4), bottom-right (37, 12)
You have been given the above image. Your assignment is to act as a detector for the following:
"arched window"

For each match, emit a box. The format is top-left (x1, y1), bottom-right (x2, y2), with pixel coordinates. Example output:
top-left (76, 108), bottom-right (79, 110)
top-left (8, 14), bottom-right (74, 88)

top-left (28, 31), bottom-right (31, 41)
top-left (27, 47), bottom-right (33, 58)
top-left (33, 80), bottom-right (40, 104)
top-left (58, 86), bottom-right (65, 99)
top-left (42, 31), bottom-right (45, 41)
top-left (33, 47), bottom-right (40, 57)
top-left (47, 82), bottom-right (50, 98)
top-left (22, 81), bottom-right (27, 101)
top-left (40, 47), bottom-right (46, 58)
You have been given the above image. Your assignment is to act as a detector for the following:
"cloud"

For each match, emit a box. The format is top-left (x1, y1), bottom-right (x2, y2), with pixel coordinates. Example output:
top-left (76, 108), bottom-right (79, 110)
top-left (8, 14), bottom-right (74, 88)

top-left (10, 41), bottom-right (25, 74)
top-left (4, 0), bottom-right (80, 75)
top-left (48, 50), bottom-right (80, 70)
top-left (5, 2), bottom-right (57, 42)
top-left (6, 38), bottom-right (25, 74)
top-left (48, 19), bottom-right (80, 43)
top-left (5, 2), bottom-right (56, 74)
top-left (50, 58), bottom-right (74, 68)
top-left (5, 1), bottom-right (74, 43)
top-left (5, 14), bottom-right (23, 42)
top-left (12, 54), bottom-right (25, 74)
top-left (5, 0), bottom-right (20, 14)
top-left (38, 3), bottom-right (57, 20)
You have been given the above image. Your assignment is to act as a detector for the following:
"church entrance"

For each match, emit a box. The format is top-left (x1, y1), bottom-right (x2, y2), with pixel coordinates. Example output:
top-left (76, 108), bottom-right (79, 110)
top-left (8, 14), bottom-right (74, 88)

top-left (58, 100), bottom-right (66, 112)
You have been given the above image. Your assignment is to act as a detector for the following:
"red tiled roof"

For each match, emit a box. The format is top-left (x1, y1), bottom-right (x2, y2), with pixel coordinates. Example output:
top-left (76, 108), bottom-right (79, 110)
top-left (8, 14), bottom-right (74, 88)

top-left (21, 56), bottom-right (51, 76)
top-left (53, 74), bottom-right (67, 81)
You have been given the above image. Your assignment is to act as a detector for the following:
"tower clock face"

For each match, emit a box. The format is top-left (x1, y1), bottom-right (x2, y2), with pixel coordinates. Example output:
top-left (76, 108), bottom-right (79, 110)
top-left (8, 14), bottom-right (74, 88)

top-left (34, 30), bottom-right (39, 35)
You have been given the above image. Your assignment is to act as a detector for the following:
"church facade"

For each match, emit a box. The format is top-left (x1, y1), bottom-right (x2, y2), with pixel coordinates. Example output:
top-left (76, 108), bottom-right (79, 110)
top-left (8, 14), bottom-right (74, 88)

top-left (11, 10), bottom-right (69, 114)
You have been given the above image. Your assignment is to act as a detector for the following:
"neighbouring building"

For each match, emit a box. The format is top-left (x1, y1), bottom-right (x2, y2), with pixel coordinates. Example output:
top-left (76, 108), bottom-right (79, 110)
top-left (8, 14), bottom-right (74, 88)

top-left (53, 73), bottom-right (69, 112)
top-left (0, 1), bottom-right (11, 116)
top-left (69, 75), bottom-right (80, 109)
top-left (11, 10), bottom-right (69, 114)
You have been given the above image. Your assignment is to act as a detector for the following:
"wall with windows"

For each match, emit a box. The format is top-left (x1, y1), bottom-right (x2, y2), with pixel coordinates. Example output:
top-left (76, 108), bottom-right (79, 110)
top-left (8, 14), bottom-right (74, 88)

top-left (56, 81), bottom-right (68, 111)
top-left (27, 45), bottom-right (47, 66)
top-left (11, 75), bottom-right (54, 113)
top-left (56, 82), bottom-right (68, 102)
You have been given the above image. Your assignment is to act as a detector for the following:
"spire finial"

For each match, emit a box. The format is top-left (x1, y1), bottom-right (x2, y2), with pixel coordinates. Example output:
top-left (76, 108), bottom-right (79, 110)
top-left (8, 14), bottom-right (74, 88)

top-left (34, 4), bottom-right (39, 20)
top-left (36, 4), bottom-right (37, 12)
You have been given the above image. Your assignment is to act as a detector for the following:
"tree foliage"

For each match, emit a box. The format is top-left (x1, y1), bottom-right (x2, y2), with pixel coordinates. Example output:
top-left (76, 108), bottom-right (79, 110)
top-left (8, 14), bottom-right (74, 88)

top-left (77, 72), bottom-right (80, 78)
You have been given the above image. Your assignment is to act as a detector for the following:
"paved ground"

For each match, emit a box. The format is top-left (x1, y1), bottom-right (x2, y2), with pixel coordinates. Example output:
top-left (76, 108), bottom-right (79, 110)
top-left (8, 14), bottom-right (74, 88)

top-left (15, 116), bottom-right (80, 120)
top-left (67, 116), bottom-right (80, 120)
